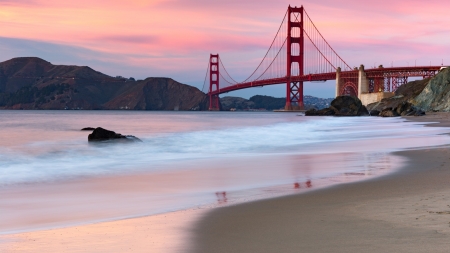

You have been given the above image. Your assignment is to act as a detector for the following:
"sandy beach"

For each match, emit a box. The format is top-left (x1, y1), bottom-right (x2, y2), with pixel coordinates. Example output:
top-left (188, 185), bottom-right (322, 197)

top-left (190, 113), bottom-right (450, 252)
top-left (2, 113), bottom-right (450, 252)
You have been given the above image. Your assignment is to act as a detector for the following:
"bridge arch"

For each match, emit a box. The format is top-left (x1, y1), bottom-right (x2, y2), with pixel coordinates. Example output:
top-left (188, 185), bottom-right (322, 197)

top-left (340, 82), bottom-right (358, 96)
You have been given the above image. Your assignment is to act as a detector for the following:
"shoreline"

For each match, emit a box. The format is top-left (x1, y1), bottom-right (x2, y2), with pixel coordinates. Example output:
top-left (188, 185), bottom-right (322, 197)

top-left (1, 114), bottom-right (450, 252)
top-left (189, 113), bottom-right (450, 252)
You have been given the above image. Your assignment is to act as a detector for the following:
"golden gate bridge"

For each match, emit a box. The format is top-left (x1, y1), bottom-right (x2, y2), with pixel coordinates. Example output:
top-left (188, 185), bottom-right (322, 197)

top-left (203, 5), bottom-right (441, 111)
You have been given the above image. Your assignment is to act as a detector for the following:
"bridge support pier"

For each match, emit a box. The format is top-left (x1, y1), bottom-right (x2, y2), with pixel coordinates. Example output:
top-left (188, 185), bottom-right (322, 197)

top-left (335, 67), bottom-right (342, 97)
top-left (209, 94), bottom-right (220, 111)
top-left (358, 65), bottom-right (369, 97)
top-left (285, 81), bottom-right (304, 110)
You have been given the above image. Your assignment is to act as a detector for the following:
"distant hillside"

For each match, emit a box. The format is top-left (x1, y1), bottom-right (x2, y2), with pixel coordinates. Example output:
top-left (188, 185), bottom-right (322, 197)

top-left (220, 95), bottom-right (333, 111)
top-left (0, 57), bottom-right (208, 110)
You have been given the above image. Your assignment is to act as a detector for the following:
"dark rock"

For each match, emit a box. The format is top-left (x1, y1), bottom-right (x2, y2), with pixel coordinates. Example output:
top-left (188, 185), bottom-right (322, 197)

top-left (88, 127), bottom-right (141, 142)
top-left (305, 108), bottom-right (317, 116)
top-left (414, 109), bottom-right (426, 116)
top-left (413, 68), bottom-right (450, 111)
top-left (305, 96), bottom-right (368, 116)
top-left (379, 108), bottom-right (400, 117)
top-left (305, 107), bottom-right (336, 116)
top-left (395, 102), bottom-right (413, 115)
top-left (395, 105), bottom-right (426, 117)
top-left (369, 110), bottom-right (380, 116)
top-left (331, 96), bottom-right (369, 116)
top-left (81, 127), bottom-right (96, 131)
top-left (359, 105), bottom-right (370, 116)
top-left (318, 107), bottom-right (337, 116)
top-left (366, 78), bottom-right (430, 113)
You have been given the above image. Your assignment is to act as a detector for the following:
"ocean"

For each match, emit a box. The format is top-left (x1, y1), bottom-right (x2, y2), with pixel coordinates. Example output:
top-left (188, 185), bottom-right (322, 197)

top-left (1, 110), bottom-right (450, 234)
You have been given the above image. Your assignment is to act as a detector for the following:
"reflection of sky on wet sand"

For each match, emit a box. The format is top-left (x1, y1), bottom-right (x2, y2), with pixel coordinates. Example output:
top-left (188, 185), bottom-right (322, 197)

top-left (0, 151), bottom-right (401, 236)
top-left (0, 208), bottom-right (206, 253)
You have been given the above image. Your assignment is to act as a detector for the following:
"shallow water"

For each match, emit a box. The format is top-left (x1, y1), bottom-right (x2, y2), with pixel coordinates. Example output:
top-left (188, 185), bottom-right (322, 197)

top-left (1, 111), bottom-right (450, 234)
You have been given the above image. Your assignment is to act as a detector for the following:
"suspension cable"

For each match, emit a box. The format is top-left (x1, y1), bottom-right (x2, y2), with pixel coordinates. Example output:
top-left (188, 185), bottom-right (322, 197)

top-left (201, 61), bottom-right (210, 93)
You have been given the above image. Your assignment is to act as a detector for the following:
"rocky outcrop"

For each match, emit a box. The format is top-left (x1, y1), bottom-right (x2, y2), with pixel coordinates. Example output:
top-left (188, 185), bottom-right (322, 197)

top-left (81, 127), bottom-right (95, 131)
top-left (379, 108), bottom-right (399, 117)
top-left (0, 57), bottom-right (209, 110)
top-left (305, 107), bottom-right (336, 116)
top-left (411, 68), bottom-right (450, 111)
top-left (305, 96), bottom-right (368, 116)
top-left (366, 78), bottom-right (430, 113)
top-left (367, 68), bottom-right (450, 114)
top-left (331, 96), bottom-right (369, 116)
top-left (88, 127), bottom-right (141, 142)
top-left (375, 102), bottom-right (425, 117)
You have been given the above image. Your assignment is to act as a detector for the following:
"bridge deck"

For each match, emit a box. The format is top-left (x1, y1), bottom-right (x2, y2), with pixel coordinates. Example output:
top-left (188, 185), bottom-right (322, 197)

top-left (210, 66), bottom-right (441, 95)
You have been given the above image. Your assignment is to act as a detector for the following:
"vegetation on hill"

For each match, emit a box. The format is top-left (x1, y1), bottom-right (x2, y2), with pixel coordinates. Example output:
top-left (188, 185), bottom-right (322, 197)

top-left (220, 95), bottom-right (333, 111)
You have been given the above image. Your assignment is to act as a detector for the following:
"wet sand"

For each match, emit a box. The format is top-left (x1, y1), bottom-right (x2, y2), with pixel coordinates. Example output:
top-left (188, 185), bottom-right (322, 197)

top-left (2, 114), bottom-right (450, 252)
top-left (190, 113), bottom-right (450, 252)
top-left (0, 208), bottom-right (205, 253)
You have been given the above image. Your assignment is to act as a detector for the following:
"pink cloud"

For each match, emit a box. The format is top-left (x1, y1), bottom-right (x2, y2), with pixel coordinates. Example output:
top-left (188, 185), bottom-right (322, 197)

top-left (99, 35), bottom-right (159, 44)
top-left (0, 0), bottom-right (449, 96)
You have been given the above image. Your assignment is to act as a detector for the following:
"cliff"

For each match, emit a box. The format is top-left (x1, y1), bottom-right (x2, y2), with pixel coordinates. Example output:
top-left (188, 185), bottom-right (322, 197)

top-left (411, 68), bottom-right (450, 111)
top-left (0, 57), bottom-right (208, 110)
top-left (367, 68), bottom-right (450, 112)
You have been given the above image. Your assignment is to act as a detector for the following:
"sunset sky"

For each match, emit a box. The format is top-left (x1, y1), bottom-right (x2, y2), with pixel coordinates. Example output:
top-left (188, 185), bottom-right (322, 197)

top-left (1, 0), bottom-right (449, 98)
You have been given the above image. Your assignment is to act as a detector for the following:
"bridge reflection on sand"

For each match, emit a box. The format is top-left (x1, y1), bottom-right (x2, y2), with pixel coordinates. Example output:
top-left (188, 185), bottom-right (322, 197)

top-left (211, 152), bottom-right (398, 207)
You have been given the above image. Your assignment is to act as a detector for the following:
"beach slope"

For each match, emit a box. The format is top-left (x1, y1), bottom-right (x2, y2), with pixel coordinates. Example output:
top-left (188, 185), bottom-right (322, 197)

top-left (190, 114), bottom-right (450, 253)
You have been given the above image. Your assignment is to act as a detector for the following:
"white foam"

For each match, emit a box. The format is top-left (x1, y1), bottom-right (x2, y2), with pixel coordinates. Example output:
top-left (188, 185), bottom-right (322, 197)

top-left (0, 115), bottom-right (449, 186)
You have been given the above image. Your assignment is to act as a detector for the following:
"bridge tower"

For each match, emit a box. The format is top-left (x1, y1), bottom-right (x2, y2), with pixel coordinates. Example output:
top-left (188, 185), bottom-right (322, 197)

top-left (209, 54), bottom-right (220, 111)
top-left (285, 5), bottom-right (304, 110)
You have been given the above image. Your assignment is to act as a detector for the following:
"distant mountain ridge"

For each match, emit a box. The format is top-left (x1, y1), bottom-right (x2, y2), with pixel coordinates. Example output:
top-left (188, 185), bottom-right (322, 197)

top-left (0, 57), bottom-right (209, 110)
top-left (220, 95), bottom-right (333, 111)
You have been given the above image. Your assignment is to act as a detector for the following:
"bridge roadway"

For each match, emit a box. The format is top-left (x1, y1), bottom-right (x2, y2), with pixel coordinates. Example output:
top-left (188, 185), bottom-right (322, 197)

top-left (210, 66), bottom-right (442, 96)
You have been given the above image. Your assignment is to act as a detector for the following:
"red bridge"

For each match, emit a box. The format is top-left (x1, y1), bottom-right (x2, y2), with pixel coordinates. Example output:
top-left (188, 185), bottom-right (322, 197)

top-left (205, 5), bottom-right (441, 111)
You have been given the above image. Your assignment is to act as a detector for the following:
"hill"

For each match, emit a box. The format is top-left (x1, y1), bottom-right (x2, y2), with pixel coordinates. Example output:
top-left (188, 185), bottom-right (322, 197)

top-left (0, 57), bottom-right (208, 110)
top-left (220, 95), bottom-right (333, 111)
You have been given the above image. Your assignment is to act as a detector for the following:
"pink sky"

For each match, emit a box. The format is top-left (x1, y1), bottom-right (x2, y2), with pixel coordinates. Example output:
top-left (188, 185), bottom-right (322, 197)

top-left (0, 0), bottom-right (449, 98)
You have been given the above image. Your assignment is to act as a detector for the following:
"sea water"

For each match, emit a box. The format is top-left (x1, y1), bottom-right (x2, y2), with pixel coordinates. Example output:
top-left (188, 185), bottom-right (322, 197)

top-left (1, 110), bottom-right (450, 234)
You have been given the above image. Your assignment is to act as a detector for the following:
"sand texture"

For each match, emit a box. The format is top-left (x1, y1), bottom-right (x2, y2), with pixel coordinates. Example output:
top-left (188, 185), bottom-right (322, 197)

top-left (189, 114), bottom-right (450, 252)
top-left (189, 147), bottom-right (450, 252)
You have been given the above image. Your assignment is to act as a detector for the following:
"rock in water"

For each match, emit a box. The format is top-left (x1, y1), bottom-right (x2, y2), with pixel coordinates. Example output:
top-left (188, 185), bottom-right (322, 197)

top-left (81, 127), bottom-right (96, 131)
top-left (305, 107), bottom-right (336, 116)
top-left (331, 96), bottom-right (369, 116)
top-left (88, 127), bottom-right (141, 142)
